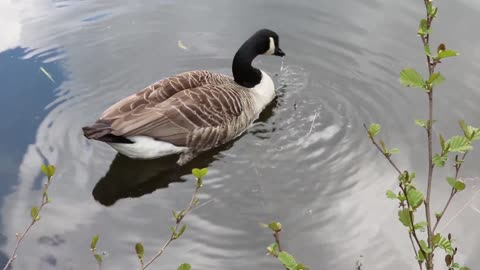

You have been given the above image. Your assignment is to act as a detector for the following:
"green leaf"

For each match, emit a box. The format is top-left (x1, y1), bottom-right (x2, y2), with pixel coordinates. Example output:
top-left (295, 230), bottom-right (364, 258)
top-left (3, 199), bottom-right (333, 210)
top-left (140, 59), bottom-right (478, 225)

top-left (94, 254), bottom-right (103, 265)
top-left (407, 189), bottom-right (424, 210)
top-left (447, 177), bottom-right (457, 188)
top-left (177, 224), bottom-right (187, 238)
top-left (267, 243), bottom-right (279, 256)
top-left (424, 44), bottom-right (432, 57)
top-left (427, 3), bottom-right (438, 17)
top-left (414, 221), bottom-right (428, 231)
top-left (90, 235), bottom-right (99, 250)
top-left (368, 123), bottom-right (381, 138)
top-left (177, 264), bottom-right (191, 270)
top-left (135, 242), bottom-right (144, 260)
top-left (438, 49), bottom-right (459, 59)
top-left (268, 222), bottom-right (282, 232)
top-left (419, 240), bottom-right (432, 253)
top-left (40, 164), bottom-right (56, 178)
top-left (172, 210), bottom-right (178, 220)
top-left (455, 180), bottom-right (466, 191)
top-left (433, 154), bottom-right (447, 167)
top-left (437, 236), bottom-right (454, 255)
top-left (432, 233), bottom-right (442, 246)
top-left (447, 177), bottom-right (466, 191)
top-left (389, 148), bottom-right (399, 154)
top-left (398, 209), bottom-right (412, 227)
top-left (452, 263), bottom-right (460, 268)
top-left (440, 134), bottom-right (446, 151)
top-left (400, 68), bottom-right (426, 89)
top-left (460, 267), bottom-right (471, 270)
top-left (294, 264), bottom-right (310, 270)
top-left (446, 136), bottom-right (472, 153)
top-left (192, 168), bottom-right (208, 179)
top-left (278, 251), bottom-right (297, 269)
top-left (416, 250), bottom-right (425, 262)
top-left (428, 72), bottom-right (445, 87)
top-left (417, 19), bottom-right (429, 36)
top-left (30, 206), bottom-right (40, 221)
top-left (386, 190), bottom-right (397, 199)
top-left (459, 120), bottom-right (480, 141)
top-left (415, 119), bottom-right (428, 128)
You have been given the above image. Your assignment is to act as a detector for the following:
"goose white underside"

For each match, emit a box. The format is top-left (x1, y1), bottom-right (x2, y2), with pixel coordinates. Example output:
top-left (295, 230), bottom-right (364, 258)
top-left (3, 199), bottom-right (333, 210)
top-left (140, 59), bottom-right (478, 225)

top-left (108, 136), bottom-right (187, 159)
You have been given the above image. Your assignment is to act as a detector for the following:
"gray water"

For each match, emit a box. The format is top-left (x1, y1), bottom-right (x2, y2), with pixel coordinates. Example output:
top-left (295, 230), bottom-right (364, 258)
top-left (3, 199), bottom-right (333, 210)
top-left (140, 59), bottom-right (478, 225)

top-left (1, 0), bottom-right (480, 269)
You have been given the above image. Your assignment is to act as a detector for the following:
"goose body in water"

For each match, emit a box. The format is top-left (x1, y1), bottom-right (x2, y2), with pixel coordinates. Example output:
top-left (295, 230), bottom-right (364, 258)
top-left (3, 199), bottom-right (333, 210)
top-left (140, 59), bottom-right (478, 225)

top-left (82, 29), bottom-right (285, 165)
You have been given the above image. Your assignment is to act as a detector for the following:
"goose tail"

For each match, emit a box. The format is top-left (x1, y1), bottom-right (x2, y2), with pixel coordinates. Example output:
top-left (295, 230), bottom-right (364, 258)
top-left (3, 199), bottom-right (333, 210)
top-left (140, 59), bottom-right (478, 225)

top-left (82, 120), bottom-right (132, 143)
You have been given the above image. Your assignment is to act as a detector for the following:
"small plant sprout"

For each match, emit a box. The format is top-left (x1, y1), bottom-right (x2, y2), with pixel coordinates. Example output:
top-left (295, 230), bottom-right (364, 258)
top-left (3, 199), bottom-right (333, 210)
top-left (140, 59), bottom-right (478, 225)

top-left (177, 263), bottom-right (191, 270)
top-left (262, 222), bottom-right (310, 270)
top-left (88, 168), bottom-right (206, 269)
top-left (365, 1), bottom-right (472, 269)
top-left (90, 234), bottom-right (103, 270)
top-left (2, 164), bottom-right (56, 270)
top-left (128, 168), bottom-right (205, 270)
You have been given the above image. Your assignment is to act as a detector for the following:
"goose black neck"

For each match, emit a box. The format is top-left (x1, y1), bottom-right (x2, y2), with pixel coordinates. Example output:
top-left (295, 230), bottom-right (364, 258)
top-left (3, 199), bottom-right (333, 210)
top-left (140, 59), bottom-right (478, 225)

top-left (232, 42), bottom-right (262, 88)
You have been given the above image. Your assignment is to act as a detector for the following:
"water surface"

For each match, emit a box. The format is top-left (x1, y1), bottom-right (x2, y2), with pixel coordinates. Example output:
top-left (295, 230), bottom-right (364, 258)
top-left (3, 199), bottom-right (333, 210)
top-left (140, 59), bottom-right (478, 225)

top-left (1, 0), bottom-right (480, 269)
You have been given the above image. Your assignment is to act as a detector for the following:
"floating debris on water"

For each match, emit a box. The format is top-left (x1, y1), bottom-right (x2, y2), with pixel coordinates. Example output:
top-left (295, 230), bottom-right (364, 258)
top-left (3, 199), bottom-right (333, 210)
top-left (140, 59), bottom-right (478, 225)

top-left (177, 40), bottom-right (188, 50)
top-left (40, 67), bottom-right (55, 83)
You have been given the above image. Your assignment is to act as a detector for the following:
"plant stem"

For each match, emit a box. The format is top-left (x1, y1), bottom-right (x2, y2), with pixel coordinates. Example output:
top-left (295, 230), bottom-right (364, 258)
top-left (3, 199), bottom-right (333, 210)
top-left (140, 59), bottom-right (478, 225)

top-left (363, 124), bottom-right (402, 175)
top-left (2, 177), bottom-right (52, 270)
top-left (270, 230), bottom-right (289, 270)
top-left (409, 232), bottom-right (424, 270)
top-left (273, 231), bottom-right (283, 252)
top-left (363, 124), bottom-right (428, 265)
top-left (420, 1), bottom-right (435, 268)
top-left (141, 181), bottom-right (201, 270)
top-left (432, 152), bottom-right (468, 232)
top-left (399, 185), bottom-right (428, 263)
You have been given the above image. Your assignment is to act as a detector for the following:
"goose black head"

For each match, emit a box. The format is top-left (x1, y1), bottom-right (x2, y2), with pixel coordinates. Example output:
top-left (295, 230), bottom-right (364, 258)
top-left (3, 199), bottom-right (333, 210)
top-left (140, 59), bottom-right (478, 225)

top-left (248, 29), bottom-right (285, 57)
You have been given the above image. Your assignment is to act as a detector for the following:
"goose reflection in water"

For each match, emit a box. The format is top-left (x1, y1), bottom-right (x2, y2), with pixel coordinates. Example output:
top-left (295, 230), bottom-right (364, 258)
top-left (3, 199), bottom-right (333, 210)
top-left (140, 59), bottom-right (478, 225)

top-left (91, 91), bottom-right (282, 206)
top-left (92, 148), bottom-right (221, 206)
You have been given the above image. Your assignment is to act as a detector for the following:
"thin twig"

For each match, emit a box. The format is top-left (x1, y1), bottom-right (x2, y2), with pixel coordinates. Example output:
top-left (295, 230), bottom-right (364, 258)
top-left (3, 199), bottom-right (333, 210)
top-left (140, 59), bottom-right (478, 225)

top-left (399, 185), bottom-right (428, 262)
top-left (2, 175), bottom-right (53, 270)
top-left (439, 187), bottom-right (480, 233)
top-left (433, 153), bottom-right (469, 232)
top-left (409, 233), bottom-right (424, 270)
top-left (141, 180), bottom-right (201, 270)
top-left (363, 124), bottom-right (427, 263)
top-left (270, 230), bottom-right (289, 270)
top-left (273, 231), bottom-right (283, 252)
top-left (363, 124), bottom-right (402, 174)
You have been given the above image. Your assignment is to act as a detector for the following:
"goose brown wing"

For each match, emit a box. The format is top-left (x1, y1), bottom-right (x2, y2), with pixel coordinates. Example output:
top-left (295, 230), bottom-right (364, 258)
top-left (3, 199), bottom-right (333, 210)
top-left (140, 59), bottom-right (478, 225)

top-left (107, 80), bottom-right (249, 147)
top-left (100, 70), bottom-right (232, 121)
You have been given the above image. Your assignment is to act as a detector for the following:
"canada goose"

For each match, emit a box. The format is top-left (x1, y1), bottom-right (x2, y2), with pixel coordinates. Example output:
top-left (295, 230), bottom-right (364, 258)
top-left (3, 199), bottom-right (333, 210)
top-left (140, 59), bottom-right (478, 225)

top-left (82, 29), bottom-right (285, 166)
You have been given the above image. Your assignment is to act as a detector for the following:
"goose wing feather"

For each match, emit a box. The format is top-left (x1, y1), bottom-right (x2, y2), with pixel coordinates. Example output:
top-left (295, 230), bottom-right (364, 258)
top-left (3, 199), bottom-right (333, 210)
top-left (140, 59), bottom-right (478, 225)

top-left (98, 71), bottom-right (251, 147)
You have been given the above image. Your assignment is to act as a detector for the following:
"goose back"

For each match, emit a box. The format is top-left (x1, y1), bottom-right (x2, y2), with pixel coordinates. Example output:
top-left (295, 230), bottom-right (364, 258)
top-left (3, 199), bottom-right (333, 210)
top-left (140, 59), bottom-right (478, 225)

top-left (91, 70), bottom-right (270, 151)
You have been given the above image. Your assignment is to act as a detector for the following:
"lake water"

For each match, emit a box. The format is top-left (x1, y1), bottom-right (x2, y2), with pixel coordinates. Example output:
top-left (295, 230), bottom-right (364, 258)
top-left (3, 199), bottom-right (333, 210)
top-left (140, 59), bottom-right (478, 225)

top-left (1, 0), bottom-right (480, 269)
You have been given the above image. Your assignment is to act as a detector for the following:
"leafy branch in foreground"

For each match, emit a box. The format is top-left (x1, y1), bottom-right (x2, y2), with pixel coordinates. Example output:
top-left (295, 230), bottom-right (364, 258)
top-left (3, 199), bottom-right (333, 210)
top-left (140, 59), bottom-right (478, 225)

top-left (2, 164), bottom-right (56, 270)
top-left (90, 168), bottom-right (207, 270)
top-left (366, 1), bottom-right (473, 269)
top-left (262, 222), bottom-right (309, 270)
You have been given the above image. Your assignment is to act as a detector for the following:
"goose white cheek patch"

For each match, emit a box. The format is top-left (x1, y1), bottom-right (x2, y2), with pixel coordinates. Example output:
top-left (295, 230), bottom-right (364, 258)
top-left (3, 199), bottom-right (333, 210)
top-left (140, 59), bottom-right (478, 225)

top-left (265, 37), bottom-right (275, 55)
